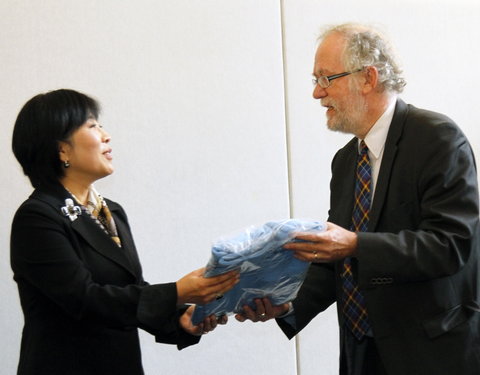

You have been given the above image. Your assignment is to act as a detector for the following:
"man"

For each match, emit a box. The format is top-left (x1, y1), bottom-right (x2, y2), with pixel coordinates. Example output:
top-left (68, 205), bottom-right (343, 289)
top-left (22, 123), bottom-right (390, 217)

top-left (236, 23), bottom-right (480, 375)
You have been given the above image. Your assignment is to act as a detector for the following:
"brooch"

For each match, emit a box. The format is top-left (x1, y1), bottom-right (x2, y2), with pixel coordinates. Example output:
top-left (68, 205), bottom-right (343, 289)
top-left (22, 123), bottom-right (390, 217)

top-left (61, 198), bottom-right (82, 222)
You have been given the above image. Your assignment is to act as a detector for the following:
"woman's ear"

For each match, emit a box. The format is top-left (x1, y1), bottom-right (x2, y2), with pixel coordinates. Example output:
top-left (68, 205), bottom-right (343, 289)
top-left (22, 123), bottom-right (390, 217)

top-left (58, 141), bottom-right (71, 163)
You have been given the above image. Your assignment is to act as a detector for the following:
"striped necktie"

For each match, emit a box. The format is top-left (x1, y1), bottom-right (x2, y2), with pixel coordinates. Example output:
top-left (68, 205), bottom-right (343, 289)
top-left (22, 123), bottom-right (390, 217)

top-left (341, 140), bottom-right (371, 340)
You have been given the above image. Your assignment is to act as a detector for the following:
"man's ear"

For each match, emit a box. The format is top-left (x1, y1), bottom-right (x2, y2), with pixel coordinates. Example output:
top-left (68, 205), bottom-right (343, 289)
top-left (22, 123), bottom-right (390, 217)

top-left (362, 66), bottom-right (379, 94)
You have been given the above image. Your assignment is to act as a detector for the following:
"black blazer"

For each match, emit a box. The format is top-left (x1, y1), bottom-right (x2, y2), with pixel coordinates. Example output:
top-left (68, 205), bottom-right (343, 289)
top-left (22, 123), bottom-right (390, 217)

top-left (10, 184), bottom-right (199, 375)
top-left (278, 99), bottom-right (480, 375)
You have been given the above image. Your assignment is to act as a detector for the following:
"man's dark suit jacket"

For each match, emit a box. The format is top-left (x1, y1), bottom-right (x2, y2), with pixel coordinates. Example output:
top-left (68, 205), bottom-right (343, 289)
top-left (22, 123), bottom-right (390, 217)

top-left (278, 99), bottom-right (480, 375)
top-left (10, 184), bottom-right (199, 375)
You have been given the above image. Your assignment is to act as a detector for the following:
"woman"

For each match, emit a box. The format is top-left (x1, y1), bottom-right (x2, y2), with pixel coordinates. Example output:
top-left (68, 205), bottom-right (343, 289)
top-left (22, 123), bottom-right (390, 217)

top-left (10, 89), bottom-right (239, 375)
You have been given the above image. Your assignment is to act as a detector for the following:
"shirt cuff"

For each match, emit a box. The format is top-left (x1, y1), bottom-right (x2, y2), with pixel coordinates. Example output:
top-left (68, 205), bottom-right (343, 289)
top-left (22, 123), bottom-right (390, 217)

top-left (277, 302), bottom-right (294, 318)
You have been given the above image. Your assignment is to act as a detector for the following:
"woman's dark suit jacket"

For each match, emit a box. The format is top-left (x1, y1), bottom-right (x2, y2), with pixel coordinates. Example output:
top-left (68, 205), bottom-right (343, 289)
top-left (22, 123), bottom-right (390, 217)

top-left (10, 184), bottom-right (199, 375)
top-left (278, 99), bottom-right (480, 375)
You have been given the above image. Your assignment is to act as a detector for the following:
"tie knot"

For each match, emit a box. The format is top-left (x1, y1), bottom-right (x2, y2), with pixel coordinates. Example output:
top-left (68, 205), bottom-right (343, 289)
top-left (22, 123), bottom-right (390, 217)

top-left (360, 140), bottom-right (368, 155)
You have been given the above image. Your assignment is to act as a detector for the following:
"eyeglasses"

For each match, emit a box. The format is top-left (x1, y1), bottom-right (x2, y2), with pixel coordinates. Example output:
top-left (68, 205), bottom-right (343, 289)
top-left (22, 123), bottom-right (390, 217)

top-left (312, 68), bottom-right (363, 89)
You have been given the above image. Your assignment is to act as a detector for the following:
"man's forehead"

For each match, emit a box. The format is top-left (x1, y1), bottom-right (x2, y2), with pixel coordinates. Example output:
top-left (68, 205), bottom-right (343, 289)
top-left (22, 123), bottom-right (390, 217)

top-left (313, 34), bottom-right (345, 75)
top-left (313, 51), bottom-right (344, 75)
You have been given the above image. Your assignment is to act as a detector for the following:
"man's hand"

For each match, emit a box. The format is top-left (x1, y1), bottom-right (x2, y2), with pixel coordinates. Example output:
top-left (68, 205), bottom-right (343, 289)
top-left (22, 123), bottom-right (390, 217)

top-left (283, 222), bottom-right (358, 262)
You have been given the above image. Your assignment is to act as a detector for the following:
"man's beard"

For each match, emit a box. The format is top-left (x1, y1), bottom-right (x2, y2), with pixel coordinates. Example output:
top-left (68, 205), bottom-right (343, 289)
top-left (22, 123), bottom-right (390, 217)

top-left (324, 90), bottom-right (367, 135)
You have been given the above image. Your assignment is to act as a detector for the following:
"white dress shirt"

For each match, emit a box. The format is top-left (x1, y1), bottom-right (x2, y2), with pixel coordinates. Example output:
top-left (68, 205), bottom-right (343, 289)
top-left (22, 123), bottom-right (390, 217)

top-left (360, 99), bottom-right (396, 200)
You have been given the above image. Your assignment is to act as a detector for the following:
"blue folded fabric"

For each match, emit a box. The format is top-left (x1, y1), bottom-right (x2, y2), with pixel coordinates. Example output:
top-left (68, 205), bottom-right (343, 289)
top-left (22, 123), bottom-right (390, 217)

top-left (191, 219), bottom-right (326, 325)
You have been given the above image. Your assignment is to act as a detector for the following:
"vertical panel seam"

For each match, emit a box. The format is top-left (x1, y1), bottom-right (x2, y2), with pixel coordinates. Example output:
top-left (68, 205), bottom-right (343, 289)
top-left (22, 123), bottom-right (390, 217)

top-left (279, 0), bottom-right (295, 221)
top-left (279, 1), bottom-right (301, 375)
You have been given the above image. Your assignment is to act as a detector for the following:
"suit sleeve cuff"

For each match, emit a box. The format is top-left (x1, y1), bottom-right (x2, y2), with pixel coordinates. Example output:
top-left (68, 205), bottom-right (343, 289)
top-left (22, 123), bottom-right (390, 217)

top-left (137, 282), bottom-right (178, 328)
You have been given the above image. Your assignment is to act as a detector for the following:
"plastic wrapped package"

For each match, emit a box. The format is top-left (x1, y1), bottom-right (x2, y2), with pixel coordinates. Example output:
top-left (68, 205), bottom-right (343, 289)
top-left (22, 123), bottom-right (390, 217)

top-left (191, 219), bottom-right (326, 325)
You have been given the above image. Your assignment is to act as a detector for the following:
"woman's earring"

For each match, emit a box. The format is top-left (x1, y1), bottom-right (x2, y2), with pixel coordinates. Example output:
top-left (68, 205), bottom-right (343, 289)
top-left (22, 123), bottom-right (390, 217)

top-left (63, 160), bottom-right (70, 168)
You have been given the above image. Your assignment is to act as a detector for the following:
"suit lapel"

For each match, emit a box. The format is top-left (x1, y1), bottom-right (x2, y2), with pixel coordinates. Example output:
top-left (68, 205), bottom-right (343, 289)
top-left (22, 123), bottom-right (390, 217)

top-left (71, 216), bottom-right (137, 277)
top-left (368, 99), bottom-right (409, 231)
top-left (329, 138), bottom-right (357, 229)
top-left (107, 202), bottom-right (144, 278)
top-left (32, 186), bottom-right (138, 278)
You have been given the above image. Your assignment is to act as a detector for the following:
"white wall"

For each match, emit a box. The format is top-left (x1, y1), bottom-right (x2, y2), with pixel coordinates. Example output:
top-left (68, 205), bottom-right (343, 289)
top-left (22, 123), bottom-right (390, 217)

top-left (283, 1), bottom-right (480, 374)
top-left (1, 1), bottom-right (479, 374)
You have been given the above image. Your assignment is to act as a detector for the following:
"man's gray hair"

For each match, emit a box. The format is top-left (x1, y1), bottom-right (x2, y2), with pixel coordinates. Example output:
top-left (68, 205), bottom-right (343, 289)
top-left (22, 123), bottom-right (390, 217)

top-left (320, 23), bottom-right (406, 93)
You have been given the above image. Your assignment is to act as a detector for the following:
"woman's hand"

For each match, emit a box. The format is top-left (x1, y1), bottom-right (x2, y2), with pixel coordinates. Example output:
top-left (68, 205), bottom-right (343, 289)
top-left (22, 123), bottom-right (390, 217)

top-left (176, 267), bottom-right (239, 305)
top-left (180, 305), bottom-right (228, 336)
top-left (235, 298), bottom-right (290, 323)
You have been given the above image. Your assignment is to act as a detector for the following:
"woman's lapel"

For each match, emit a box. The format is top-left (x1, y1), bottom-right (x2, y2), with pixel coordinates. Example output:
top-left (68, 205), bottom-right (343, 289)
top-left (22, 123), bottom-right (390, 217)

top-left (32, 186), bottom-right (138, 278)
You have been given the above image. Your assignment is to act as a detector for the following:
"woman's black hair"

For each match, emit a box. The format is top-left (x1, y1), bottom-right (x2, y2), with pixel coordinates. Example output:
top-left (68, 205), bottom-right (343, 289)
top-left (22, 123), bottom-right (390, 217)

top-left (12, 89), bottom-right (100, 188)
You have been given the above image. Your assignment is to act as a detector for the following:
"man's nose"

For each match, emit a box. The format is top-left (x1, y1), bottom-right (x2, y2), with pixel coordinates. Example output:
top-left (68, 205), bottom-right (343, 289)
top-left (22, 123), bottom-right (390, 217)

top-left (313, 84), bottom-right (327, 99)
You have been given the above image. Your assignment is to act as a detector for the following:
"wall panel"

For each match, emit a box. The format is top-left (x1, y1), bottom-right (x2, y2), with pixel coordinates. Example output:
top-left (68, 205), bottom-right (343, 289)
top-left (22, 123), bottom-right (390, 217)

top-left (282, 0), bottom-right (480, 374)
top-left (0, 1), bottom-right (294, 374)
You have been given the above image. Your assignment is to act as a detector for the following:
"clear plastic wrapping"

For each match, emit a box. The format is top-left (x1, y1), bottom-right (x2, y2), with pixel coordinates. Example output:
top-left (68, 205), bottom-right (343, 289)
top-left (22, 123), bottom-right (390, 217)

top-left (191, 219), bottom-right (326, 324)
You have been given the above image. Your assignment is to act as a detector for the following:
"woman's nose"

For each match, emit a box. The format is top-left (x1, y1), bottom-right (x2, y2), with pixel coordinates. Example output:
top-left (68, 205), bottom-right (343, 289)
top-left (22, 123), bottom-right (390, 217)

top-left (101, 128), bottom-right (111, 143)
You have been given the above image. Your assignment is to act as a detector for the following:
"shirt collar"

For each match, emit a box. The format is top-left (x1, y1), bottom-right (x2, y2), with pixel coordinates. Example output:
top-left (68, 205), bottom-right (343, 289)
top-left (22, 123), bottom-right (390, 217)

top-left (360, 100), bottom-right (396, 159)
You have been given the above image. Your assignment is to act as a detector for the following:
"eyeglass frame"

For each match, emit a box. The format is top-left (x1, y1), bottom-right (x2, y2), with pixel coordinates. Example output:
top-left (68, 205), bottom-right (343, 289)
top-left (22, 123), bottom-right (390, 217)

top-left (312, 68), bottom-right (364, 89)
